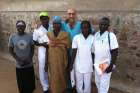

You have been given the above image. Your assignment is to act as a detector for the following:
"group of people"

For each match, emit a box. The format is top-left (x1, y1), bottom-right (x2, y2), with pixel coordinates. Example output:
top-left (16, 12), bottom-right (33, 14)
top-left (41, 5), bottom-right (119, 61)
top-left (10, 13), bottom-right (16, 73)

top-left (8, 8), bottom-right (119, 93)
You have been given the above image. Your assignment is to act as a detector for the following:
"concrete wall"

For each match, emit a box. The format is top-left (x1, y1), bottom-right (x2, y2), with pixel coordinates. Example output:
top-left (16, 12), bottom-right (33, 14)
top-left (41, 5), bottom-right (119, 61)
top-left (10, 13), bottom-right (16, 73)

top-left (1, 0), bottom-right (140, 11)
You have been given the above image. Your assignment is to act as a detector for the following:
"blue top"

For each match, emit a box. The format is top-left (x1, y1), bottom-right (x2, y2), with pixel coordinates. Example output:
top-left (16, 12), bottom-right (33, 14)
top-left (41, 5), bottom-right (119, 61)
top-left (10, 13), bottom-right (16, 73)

top-left (62, 21), bottom-right (81, 41)
top-left (62, 21), bottom-right (94, 41)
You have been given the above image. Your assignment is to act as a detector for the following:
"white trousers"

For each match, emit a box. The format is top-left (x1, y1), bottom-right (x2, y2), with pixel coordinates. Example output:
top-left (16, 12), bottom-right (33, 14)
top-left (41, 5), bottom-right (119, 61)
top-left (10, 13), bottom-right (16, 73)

top-left (75, 71), bottom-right (92, 93)
top-left (95, 71), bottom-right (111, 93)
top-left (38, 47), bottom-right (49, 91)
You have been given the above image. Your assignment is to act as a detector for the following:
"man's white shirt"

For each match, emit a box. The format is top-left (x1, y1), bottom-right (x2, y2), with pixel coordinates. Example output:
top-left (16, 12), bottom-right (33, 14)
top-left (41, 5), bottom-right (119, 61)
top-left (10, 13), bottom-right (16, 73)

top-left (33, 25), bottom-right (50, 91)
top-left (33, 25), bottom-right (50, 56)
top-left (92, 31), bottom-right (119, 65)
top-left (72, 33), bottom-right (94, 73)
top-left (33, 25), bottom-right (49, 44)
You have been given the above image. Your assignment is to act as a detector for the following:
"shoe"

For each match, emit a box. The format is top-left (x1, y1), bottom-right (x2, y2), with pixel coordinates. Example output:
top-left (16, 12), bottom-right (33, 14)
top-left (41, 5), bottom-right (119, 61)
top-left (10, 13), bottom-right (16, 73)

top-left (66, 88), bottom-right (73, 93)
top-left (44, 90), bottom-right (49, 93)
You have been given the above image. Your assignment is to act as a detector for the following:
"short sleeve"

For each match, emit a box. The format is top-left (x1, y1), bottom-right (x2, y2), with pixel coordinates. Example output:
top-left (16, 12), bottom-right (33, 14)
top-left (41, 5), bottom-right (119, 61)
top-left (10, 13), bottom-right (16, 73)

top-left (33, 29), bottom-right (38, 41)
top-left (110, 32), bottom-right (119, 50)
top-left (72, 35), bottom-right (78, 49)
top-left (8, 35), bottom-right (14, 47)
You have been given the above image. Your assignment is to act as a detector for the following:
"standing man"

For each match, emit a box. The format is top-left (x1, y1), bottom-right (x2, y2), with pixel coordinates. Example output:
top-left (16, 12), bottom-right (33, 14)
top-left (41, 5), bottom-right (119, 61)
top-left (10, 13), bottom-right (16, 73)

top-left (33, 11), bottom-right (50, 93)
top-left (92, 17), bottom-right (119, 93)
top-left (63, 8), bottom-right (81, 40)
top-left (8, 20), bottom-right (35, 93)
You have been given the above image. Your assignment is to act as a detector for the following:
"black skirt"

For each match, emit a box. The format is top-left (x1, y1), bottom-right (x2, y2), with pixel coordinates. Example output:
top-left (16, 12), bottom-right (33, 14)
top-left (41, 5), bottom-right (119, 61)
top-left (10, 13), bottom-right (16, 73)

top-left (16, 66), bottom-right (35, 93)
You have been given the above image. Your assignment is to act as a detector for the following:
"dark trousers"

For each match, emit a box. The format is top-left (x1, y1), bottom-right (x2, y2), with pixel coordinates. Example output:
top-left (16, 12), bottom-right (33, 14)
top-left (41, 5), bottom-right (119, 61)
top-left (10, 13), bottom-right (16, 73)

top-left (16, 66), bottom-right (35, 93)
top-left (66, 50), bottom-right (73, 93)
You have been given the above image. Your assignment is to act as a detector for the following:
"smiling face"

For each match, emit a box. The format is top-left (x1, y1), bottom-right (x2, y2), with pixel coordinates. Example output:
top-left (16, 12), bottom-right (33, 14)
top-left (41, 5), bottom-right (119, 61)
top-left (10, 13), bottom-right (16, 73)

top-left (40, 16), bottom-right (49, 27)
top-left (67, 9), bottom-right (76, 23)
top-left (17, 25), bottom-right (26, 35)
top-left (16, 21), bottom-right (26, 35)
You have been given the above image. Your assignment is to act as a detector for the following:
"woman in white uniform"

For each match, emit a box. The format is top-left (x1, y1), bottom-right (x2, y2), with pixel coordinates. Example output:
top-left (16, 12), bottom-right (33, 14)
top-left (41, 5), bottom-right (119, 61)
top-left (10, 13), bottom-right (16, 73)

top-left (69, 20), bottom-right (94, 93)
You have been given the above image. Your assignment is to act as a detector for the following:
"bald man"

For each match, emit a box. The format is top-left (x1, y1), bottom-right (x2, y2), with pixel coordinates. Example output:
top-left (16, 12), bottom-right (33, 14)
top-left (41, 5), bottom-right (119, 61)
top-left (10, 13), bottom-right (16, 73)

top-left (61, 8), bottom-right (81, 93)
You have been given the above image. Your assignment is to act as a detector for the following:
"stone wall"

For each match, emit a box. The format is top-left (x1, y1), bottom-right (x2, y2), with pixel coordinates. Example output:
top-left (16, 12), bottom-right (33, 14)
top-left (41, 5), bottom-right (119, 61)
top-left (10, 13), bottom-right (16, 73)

top-left (1, 0), bottom-right (140, 11)
top-left (0, 12), bottom-right (140, 89)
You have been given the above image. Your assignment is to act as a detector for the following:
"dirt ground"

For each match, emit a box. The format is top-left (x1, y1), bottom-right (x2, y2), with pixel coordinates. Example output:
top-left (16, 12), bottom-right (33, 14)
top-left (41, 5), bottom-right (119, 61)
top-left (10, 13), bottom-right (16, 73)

top-left (0, 53), bottom-right (127, 93)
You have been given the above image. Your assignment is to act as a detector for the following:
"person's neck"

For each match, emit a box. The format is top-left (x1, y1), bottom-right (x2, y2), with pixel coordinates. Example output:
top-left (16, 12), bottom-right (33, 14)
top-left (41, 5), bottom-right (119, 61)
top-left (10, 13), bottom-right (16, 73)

top-left (82, 32), bottom-right (89, 39)
top-left (54, 29), bottom-right (60, 37)
top-left (42, 24), bottom-right (49, 30)
top-left (100, 30), bottom-right (106, 35)
top-left (18, 32), bottom-right (25, 36)
top-left (69, 21), bottom-right (75, 29)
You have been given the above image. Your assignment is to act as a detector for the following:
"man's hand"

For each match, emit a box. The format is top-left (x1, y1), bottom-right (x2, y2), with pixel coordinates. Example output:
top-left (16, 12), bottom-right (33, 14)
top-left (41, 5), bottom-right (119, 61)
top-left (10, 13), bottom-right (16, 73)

top-left (40, 42), bottom-right (48, 47)
top-left (45, 65), bottom-right (48, 72)
top-left (19, 59), bottom-right (30, 66)
top-left (93, 65), bottom-right (95, 70)
top-left (67, 64), bottom-right (73, 72)
top-left (105, 63), bottom-right (113, 73)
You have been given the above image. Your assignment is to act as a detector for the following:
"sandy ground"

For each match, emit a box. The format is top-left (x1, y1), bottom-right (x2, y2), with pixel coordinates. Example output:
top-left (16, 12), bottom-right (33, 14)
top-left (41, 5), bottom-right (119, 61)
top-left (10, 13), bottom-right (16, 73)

top-left (0, 53), bottom-right (127, 93)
